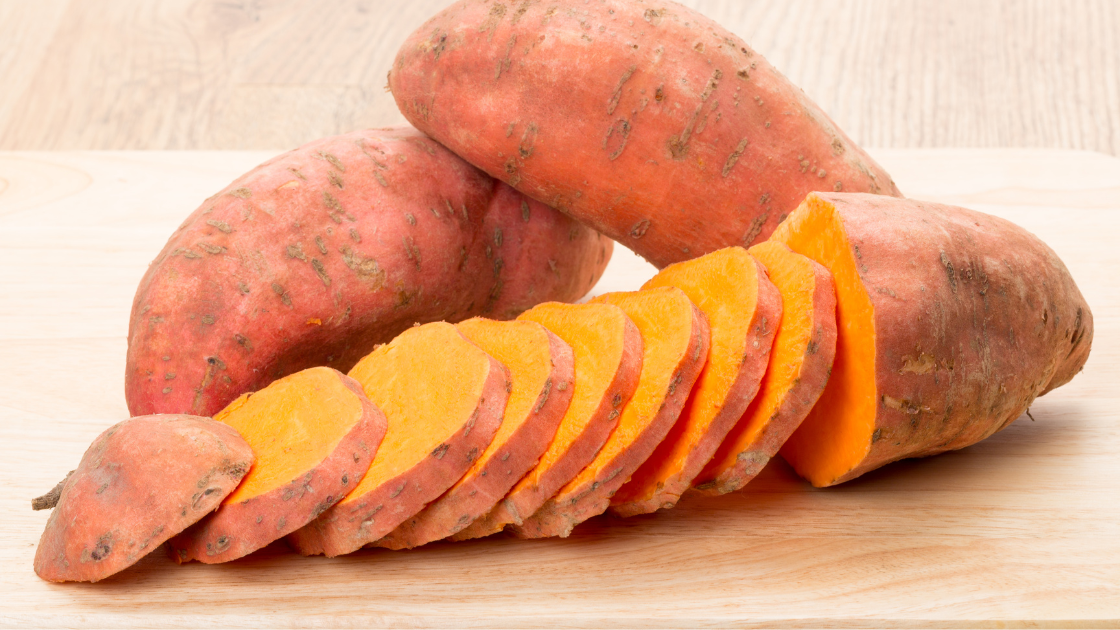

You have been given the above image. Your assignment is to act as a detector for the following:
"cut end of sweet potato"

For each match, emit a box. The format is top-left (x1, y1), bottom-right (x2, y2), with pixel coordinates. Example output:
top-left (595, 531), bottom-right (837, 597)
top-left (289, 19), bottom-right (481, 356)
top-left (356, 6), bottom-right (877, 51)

top-left (34, 415), bottom-right (253, 583)
top-left (513, 287), bottom-right (710, 538)
top-left (693, 241), bottom-right (838, 495)
top-left (610, 247), bottom-right (780, 516)
top-left (453, 302), bottom-right (641, 540)
top-left (376, 318), bottom-right (572, 549)
top-left (169, 366), bottom-right (385, 564)
top-left (289, 322), bottom-right (507, 557)
top-left (769, 195), bottom-right (878, 487)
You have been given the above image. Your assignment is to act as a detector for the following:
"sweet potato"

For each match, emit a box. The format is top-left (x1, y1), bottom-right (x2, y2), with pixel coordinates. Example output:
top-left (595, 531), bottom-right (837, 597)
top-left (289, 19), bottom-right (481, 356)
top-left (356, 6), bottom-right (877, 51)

top-left (610, 247), bottom-right (780, 516)
top-left (692, 242), bottom-right (837, 495)
top-left (388, 0), bottom-right (901, 268)
top-left (33, 415), bottom-right (253, 582)
top-left (170, 367), bottom-right (385, 563)
top-left (771, 192), bottom-right (1093, 487)
top-left (453, 302), bottom-right (642, 540)
top-left (127, 127), bottom-right (611, 418)
top-left (512, 287), bottom-right (709, 538)
top-left (375, 318), bottom-right (573, 549)
top-left (289, 322), bottom-right (508, 557)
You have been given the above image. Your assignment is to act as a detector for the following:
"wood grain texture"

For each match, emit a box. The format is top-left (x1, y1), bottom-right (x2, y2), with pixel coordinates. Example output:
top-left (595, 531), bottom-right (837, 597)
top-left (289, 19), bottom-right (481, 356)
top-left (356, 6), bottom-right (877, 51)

top-left (0, 148), bottom-right (1118, 627)
top-left (1, 0), bottom-right (1118, 154)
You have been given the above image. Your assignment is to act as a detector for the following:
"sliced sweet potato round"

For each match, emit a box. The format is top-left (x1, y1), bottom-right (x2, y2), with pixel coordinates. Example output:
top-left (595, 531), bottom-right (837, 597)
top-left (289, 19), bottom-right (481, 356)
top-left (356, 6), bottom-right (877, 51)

top-left (512, 287), bottom-right (710, 538)
top-left (375, 318), bottom-right (573, 549)
top-left (169, 366), bottom-right (386, 563)
top-left (452, 302), bottom-right (642, 540)
top-left (34, 415), bottom-right (253, 583)
top-left (692, 241), bottom-right (838, 495)
top-left (288, 322), bottom-right (509, 557)
top-left (610, 247), bottom-right (781, 517)
top-left (771, 192), bottom-right (1092, 487)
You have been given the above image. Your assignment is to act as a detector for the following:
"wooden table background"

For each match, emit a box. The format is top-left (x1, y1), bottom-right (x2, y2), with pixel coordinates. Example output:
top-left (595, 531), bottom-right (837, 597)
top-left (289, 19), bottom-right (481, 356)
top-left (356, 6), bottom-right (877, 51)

top-left (3, 0), bottom-right (1120, 627)
top-left (1, 0), bottom-right (1118, 155)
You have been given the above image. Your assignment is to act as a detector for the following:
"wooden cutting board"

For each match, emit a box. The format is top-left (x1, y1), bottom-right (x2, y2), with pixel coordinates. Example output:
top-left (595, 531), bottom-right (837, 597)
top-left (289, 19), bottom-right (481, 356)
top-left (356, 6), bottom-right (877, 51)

top-left (1, 148), bottom-right (1117, 628)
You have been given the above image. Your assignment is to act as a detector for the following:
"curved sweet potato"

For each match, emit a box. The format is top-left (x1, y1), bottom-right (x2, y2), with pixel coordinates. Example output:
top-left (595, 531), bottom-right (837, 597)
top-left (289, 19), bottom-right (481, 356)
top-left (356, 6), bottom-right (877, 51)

top-left (169, 367), bottom-right (385, 563)
top-left (453, 302), bottom-right (642, 540)
top-left (389, 0), bottom-right (901, 268)
top-left (33, 415), bottom-right (253, 583)
top-left (512, 287), bottom-right (709, 538)
top-left (289, 322), bottom-right (508, 557)
top-left (127, 127), bottom-right (611, 418)
top-left (692, 242), bottom-right (838, 495)
top-left (376, 318), bottom-right (573, 549)
top-left (610, 247), bottom-right (780, 516)
top-left (771, 192), bottom-right (1093, 487)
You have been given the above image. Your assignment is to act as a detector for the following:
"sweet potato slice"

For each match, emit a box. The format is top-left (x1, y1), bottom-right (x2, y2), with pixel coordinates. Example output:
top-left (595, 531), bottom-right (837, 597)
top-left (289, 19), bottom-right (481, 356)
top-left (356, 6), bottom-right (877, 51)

top-left (771, 192), bottom-right (1093, 487)
top-left (512, 287), bottom-right (710, 538)
top-left (452, 302), bottom-right (642, 540)
top-left (692, 242), bottom-right (838, 495)
top-left (375, 319), bottom-right (573, 549)
top-left (288, 322), bottom-right (509, 557)
top-left (610, 247), bottom-right (781, 516)
top-left (169, 367), bottom-right (385, 563)
top-left (34, 415), bottom-right (253, 582)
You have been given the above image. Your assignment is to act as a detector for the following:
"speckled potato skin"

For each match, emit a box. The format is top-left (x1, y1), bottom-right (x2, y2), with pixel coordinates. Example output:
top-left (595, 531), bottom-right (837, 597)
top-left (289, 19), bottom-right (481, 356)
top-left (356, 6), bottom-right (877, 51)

top-left (452, 314), bottom-right (643, 541)
top-left (512, 301), bottom-right (709, 539)
top-left (693, 256), bottom-right (837, 496)
top-left (34, 415), bottom-right (253, 583)
top-left (389, 0), bottom-right (901, 268)
top-left (376, 330), bottom-right (573, 549)
top-left (789, 193), bottom-right (1093, 485)
top-left (126, 127), bottom-right (612, 418)
top-left (287, 356), bottom-right (509, 558)
top-left (169, 372), bottom-right (387, 563)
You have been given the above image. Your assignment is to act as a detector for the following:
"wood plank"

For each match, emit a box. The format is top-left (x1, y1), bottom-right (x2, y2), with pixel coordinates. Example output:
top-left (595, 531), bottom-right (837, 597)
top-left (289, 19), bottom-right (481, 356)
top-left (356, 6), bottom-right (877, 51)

top-left (1, 1), bottom-right (1118, 155)
top-left (0, 148), bottom-right (1117, 627)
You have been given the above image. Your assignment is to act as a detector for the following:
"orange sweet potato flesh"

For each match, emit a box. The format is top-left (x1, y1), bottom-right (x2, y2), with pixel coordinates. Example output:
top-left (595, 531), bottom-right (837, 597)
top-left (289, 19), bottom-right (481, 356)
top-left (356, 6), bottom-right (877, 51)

top-left (289, 322), bottom-right (508, 557)
top-left (610, 247), bottom-right (781, 516)
top-left (388, 0), bottom-right (901, 268)
top-left (170, 366), bottom-right (386, 563)
top-left (453, 302), bottom-right (642, 540)
top-left (375, 319), bottom-right (573, 549)
top-left (512, 287), bottom-right (710, 538)
top-left (771, 192), bottom-right (1093, 487)
top-left (34, 415), bottom-right (253, 583)
top-left (127, 126), bottom-right (611, 418)
top-left (692, 242), bottom-right (838, 495)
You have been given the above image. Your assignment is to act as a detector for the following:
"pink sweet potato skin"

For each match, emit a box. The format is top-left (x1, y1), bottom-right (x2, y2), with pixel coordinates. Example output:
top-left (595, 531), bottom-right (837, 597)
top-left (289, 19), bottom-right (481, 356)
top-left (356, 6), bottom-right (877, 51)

top-left (780, 193), bottom-right (1093, 485)
top-left (376, 327), bottom-right (573, 549)
top-left (287, 355), bottom-right (508, 558)
top-left (34, 415), bottom-right (253, 583)
top-left (126, 127), bottom-right (611, 418)
top-left (169, 372), bottom-right (387, 564)
top-left (389, 0), bottom-right (901, 268)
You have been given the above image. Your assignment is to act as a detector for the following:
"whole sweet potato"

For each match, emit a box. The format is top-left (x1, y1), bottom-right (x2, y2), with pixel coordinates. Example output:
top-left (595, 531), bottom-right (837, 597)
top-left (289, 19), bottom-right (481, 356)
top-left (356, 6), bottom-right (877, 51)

top-left (127, 127), bottom-right (612, 417)
top-left (389, 0), bottom-right (901, 268)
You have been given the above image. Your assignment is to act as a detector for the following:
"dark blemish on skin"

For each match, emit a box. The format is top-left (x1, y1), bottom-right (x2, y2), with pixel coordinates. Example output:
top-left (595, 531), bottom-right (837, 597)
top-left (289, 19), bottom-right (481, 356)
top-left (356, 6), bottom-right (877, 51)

top-left (197, 242), bottom-right (225, 255)
top-left (607, 65), bottom-right (637, 116)
top-left (349, 228), bottom-right (361, 243)
top-left (630, 219), bottom-right (650, 239)
top-left (521, 200), bottom-right (531, 222)
top-left (603, 118), bottom-right (632, 160)
top-left (940, 252), bottom-right (958, 293)
top-left (312, 259), bottom-right (331, 286)
top-left (315, 236), bottom-right (328, 254)
top-left (206, 219), bottom-right (232, 234)
top-left (230, 187), bottom-right (252, 199)
top-left (201, 315), bottom-right (215, 325)
top-left (173, 248), bottom-right (202, 260)
top-left (390, 483), bottom-right (406, 499)
top-left (431, 443), bottom-right (450, 460)
top-left (405, 213), bottom-right (416, 226)
top-left (722, 138), bottom-right (749, 177)
top-left (235, 334), bottom-right (253, 351)
top-left (872, 428), bottom-right (883, 443)
top-left (238, 281), bottom-right (250, 295)
top-left (271, 283), bottom-right (293, 306)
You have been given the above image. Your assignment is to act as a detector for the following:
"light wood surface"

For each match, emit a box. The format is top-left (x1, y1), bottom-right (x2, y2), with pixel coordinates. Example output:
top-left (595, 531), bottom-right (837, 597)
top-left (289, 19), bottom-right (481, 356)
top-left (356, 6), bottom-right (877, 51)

top-left (2, 0), bottom-right (1118, 155)
top-left (0, 148), bottom-right (1118, 627)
